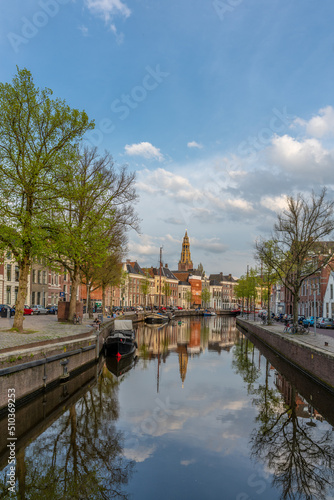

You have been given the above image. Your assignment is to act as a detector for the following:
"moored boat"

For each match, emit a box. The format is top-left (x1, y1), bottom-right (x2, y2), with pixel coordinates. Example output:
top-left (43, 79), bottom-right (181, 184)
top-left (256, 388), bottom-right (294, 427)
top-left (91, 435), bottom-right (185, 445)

top-left (104, 319), bottom-right (137, 359)
top-left (144, 312), bottom-right (169, 325)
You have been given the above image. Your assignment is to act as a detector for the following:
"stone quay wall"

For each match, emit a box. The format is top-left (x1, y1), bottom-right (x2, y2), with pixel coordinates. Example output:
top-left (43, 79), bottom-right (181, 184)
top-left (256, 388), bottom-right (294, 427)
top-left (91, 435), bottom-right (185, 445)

top-left (237, 318), bottom-right (334, 391)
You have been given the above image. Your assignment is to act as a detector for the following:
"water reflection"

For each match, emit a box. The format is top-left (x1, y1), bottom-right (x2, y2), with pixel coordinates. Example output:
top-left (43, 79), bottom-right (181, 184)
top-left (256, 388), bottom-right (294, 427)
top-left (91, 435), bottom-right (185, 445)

top-left (0, 317), bottom-right (333, 499)
top-left (235, 329), bottom-right (334, 500)
top-left (0, 363), bottom-right (134, 499)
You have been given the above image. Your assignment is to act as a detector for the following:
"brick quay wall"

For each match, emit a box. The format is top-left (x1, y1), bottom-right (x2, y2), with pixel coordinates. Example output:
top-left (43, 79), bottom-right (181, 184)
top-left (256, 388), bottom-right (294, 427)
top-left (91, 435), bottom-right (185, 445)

top-left (236, 317), bottom-right (334, 391)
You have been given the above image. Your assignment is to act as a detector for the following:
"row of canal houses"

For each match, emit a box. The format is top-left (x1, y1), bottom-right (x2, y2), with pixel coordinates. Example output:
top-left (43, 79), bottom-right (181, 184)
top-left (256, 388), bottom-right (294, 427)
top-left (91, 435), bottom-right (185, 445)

top-left (112, 260), bottom-right (239, 311)
top-left (0, 251), bottom-right (238, 311)
top-left (270, 260), bottom-right (334, 319)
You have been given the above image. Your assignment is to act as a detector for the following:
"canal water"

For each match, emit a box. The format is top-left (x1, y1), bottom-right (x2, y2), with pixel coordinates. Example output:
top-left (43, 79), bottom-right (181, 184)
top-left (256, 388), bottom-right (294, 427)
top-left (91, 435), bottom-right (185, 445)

top-left (1, 316), bottom-right (334, 499)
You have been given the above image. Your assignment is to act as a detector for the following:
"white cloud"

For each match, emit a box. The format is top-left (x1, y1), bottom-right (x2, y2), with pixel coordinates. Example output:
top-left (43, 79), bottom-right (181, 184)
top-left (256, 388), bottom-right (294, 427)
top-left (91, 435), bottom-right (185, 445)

top-left (266, 134), bottom-right (334, 180)
top-left (260, 195), bottom-right (288, 213)
top-left (187, 141), bottom-right (203, 149)
top-left (85, 0), bottom-right (131, 20)
top-left (78, 25), bottom-right (89, 36)
top-left (181, 459), bottom-right (196, 466)
top-left (125, 142), bottom-right (164, 161)
top-left (84, 0), bottom-right (130, 40)
top-left (136, 168), bottom-right (201, 201)
top-left (293, 106), bottom-right (334, 138)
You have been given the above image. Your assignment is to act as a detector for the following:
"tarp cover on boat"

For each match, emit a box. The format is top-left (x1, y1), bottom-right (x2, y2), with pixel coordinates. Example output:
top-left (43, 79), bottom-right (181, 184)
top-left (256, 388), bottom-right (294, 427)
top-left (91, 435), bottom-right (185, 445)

top-left (114, 320), bottom-right (133, 331)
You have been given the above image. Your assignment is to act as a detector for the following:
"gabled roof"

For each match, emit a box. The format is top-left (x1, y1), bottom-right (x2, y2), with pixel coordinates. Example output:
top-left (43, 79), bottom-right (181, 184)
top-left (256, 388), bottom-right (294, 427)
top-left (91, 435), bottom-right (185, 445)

top-left (209, 273), bottom-right (237, 283)
top-left (172, 271), bottom-right (190, 282)
top-left (124, 261), bottom-right (146, 276)
top-left (150, 266), bottom-right (178, 281)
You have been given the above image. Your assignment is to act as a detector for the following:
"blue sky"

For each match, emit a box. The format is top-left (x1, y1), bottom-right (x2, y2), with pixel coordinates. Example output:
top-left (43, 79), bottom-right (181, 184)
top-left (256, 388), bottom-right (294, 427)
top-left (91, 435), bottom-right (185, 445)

top-left (2, 0), bottom-right (334, 276)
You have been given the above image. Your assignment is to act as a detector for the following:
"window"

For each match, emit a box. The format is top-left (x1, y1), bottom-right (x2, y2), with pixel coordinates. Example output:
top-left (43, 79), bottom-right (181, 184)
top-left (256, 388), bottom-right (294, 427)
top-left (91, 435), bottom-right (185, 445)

top-left (6, 286), bottom-right (11, 305)
top-left (15, 266), bottom-right (19, 281)
top-left (42, 271), bottom-right (47, 284)
top-left (331, 284), bottom-right (333, 300)
top-left (15, 287), bottom-right (18, 302)
top-left (7, 264), bottom-right (11, 281)
top-left (37, 292), bottom-right (41, 304)
top-left (6, 251), bottom-right (11, 259)
top-left (38, 270), bottom-right (41, 284)
top-left (32, 270), bottom-right (36, 284)
top-left (32, 291), bottom-right (35, 306)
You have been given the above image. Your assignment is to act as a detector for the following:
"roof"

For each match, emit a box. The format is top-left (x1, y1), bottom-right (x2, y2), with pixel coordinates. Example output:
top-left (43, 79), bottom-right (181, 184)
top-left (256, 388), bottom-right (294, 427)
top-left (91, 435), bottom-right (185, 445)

top-left (209, 273), bottom-right (237, 283)
top-left (172, 271), bottom-right (190, 282)
top-left (124, 261), bottom-right (146, 276)
top-left (150, 266), bottom-right (178, 280)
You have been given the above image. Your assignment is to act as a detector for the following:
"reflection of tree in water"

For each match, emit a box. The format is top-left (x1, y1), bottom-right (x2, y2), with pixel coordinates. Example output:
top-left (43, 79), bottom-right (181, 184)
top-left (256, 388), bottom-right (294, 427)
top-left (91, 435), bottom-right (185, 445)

top-left (0, 363), bottom-right (134, 499)
top-left (232, 336), bottom-right (260, 394)
top-left (251, 372), bottom-right (334, 500)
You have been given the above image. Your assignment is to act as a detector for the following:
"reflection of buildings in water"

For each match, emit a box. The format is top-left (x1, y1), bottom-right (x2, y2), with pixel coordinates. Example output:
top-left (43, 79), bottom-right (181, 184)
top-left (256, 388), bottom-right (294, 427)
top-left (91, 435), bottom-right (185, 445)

top-left (188, 320), bottom-right (201, 354)
top-left (135, 317), bottom-right (239, 387)
top-left (177, 344), bottom-right (188, 388)
top-left (208, 316), bottom-right (239, 354)
top-left (275, 373), bottom-right (324, 422)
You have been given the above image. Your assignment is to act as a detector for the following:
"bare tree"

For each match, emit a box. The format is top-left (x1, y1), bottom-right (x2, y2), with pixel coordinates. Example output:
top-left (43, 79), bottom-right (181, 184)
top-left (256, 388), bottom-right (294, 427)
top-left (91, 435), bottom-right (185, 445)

top-left (255, 189), bottom-right (334, 326)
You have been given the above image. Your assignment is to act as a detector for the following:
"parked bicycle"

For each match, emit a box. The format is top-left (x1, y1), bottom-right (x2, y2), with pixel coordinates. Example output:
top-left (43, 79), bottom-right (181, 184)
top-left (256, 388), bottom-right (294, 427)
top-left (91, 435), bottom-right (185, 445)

top-left (73, 314), bottom-right (82, 325)
top-left (284, 323), bottom-right (309, 334)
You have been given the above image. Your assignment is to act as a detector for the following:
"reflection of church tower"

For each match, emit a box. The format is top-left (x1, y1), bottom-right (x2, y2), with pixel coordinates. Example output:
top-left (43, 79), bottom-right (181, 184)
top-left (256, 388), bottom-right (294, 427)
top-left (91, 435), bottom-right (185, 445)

top-left (178, 230), bottom-right (193, 271)
top-left (178, 344), bottom-right (188, 388)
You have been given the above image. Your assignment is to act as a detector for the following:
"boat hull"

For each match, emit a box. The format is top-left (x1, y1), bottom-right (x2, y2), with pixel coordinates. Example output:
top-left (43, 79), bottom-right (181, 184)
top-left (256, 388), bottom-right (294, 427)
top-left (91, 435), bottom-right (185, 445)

top-left (145, 316), bottom-right (168, 325)
top-left (104, 332), bottom-right (136, 358)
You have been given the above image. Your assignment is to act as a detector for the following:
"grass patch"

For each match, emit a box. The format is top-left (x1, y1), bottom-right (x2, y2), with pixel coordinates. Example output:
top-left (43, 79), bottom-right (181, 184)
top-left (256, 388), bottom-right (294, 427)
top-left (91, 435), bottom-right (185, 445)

top-left (2, 328), bottom-right (39, 335)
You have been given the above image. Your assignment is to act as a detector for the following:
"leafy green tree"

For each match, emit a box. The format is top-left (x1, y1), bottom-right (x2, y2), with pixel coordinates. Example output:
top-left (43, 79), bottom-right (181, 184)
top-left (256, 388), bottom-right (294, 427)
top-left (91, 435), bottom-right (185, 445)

top-left (201, 287), bottom-right (211, 308)
top-left (140, 272), bottom-right (152, 308)
top-left (256, 189), bottom-right (334, 326)
top-left (256, 242), bottom-right (279, 324)
top-left (0, 67), bottom-right (93, 331)
top-left (91, 251), bottom-right (123, 315)
top-left (162, 282), bottom-right (171, 306)
top-left (49, 146), bottom-right (138, 320)
top-left (185, 289), bottom-right (192, 309)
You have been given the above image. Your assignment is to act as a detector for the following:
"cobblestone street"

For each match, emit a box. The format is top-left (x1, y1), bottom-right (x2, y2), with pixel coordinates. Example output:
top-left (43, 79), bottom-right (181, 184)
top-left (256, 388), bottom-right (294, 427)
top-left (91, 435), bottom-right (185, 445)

top-left (0, 315), bottom-right (96, 351)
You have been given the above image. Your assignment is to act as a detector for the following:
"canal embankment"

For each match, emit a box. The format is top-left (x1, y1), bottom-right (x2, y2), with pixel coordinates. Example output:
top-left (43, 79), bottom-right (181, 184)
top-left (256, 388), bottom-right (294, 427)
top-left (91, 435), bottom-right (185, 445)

top-left (237, 317), bottom-right (334, 391)
top-left (0, 309), bottom-right (207, 409)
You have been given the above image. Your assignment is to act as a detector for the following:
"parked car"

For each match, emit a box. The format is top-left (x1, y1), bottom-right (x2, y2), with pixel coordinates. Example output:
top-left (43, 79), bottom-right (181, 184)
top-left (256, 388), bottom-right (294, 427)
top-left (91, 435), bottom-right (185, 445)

top-left (317, 317), bottom-right (334, 329)
top-left (24, 305), bottom-right (33, 315)
top-left (0, 305), bottom-right (15, 317)
top-left (316, 317), bottom-right (324, 328)
top-left (298, 315), bottom-right (309, 327)
top-left (31, 305), bottom-right (48, 315)
top-left (46, 305), bottom-right (58, 315)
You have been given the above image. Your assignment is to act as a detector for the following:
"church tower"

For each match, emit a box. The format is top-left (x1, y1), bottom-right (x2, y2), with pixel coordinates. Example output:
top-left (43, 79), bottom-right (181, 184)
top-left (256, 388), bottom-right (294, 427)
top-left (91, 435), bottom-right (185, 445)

top-left (178, 230), bottom-right (193, 271)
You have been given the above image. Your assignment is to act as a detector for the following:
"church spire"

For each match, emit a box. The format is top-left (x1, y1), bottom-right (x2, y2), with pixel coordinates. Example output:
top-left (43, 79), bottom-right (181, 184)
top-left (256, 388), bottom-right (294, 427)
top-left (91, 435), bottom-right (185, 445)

top-left (178, 230), bottom-right (193, 271)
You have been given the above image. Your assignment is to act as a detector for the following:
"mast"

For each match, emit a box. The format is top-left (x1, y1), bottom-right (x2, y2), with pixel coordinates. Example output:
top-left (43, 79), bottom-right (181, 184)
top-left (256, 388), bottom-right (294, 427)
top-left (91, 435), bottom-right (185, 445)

top-left (159, 246), bottom-right (162, 310)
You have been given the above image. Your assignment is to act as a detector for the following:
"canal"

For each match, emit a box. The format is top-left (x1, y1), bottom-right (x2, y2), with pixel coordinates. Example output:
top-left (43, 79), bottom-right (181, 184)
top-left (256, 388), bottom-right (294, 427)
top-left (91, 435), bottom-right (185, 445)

top-left (1, 316), bottom-right (334, 499)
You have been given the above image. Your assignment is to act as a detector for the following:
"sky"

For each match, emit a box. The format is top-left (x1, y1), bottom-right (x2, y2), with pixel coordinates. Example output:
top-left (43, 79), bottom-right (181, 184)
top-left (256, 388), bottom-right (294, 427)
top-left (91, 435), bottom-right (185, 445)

top-left (1, 0), bottom-right (334, 277)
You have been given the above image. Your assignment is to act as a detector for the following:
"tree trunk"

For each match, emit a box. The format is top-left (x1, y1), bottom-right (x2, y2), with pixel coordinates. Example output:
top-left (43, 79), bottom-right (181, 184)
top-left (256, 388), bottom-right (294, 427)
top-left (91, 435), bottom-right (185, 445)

top-left (102, 283), bottom-right (106, 317)
top-left (13, 256), bottom-right (30, 333)
top-left (87, 282), bottom-right (93, 318)
top-left (293, 288), bottom-right (299, 327)
top-left (68, 267), bottom-right (79, 321)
